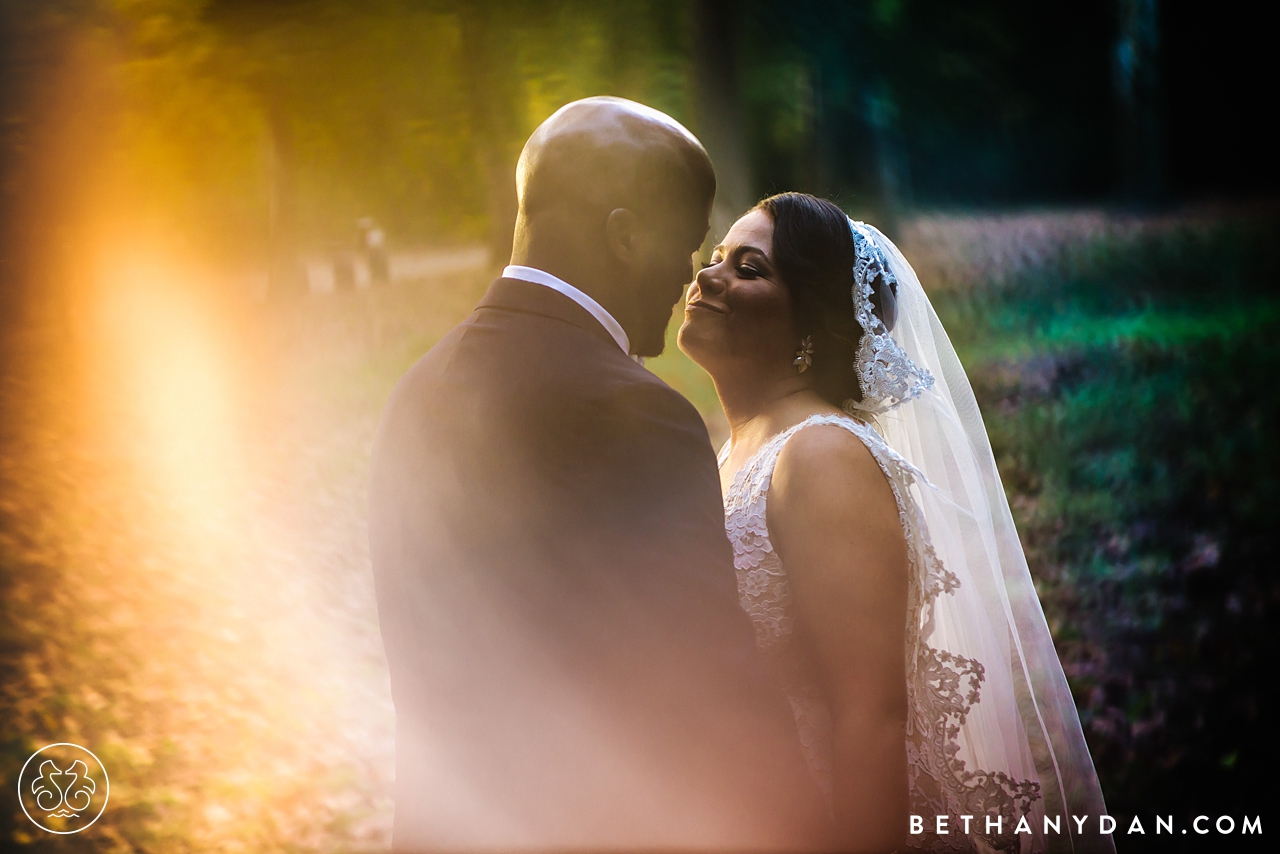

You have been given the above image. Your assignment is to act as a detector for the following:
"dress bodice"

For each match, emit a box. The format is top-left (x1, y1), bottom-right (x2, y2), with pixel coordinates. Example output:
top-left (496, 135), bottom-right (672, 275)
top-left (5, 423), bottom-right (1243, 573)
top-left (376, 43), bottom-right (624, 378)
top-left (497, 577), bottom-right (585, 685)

top-left (720, 413), bottom-right (898, 804)
top-left (721, 413), bottom-right (1042, 853)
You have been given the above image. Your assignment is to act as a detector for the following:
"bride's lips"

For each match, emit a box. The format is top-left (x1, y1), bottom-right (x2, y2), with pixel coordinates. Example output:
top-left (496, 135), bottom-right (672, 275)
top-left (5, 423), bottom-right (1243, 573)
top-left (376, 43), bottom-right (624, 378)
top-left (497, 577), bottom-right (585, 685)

top-left (686, 300), bottom-right (727, 315)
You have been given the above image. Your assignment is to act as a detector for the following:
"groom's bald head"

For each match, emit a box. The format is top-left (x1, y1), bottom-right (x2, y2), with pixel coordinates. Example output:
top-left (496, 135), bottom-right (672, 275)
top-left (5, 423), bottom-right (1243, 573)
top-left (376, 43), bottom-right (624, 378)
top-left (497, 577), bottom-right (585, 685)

top-left (510, 97), bottom-right (716, 357)
top-left (516, 97), bottom-right (715, 221)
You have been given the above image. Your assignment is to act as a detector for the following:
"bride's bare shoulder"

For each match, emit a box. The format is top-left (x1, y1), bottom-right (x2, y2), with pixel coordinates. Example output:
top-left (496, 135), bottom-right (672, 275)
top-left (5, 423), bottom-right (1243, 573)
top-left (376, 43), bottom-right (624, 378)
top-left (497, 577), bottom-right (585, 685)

top-left (776, 422), bottom-right (882, 483)
top-left (770, 421), bottom-right (897, 526)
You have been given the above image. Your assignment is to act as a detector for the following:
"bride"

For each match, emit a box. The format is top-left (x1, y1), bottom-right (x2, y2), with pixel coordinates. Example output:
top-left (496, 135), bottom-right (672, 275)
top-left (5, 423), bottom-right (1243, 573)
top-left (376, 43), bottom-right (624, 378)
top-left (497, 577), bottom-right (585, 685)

top-left (677, 193), bottom-right (1114, 853)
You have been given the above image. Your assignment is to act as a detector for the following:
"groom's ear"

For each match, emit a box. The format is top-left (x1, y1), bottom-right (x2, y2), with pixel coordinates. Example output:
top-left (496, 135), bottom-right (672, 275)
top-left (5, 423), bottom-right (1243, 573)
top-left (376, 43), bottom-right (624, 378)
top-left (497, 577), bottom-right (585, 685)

top-left (604, 208), bottom-right (639, 267)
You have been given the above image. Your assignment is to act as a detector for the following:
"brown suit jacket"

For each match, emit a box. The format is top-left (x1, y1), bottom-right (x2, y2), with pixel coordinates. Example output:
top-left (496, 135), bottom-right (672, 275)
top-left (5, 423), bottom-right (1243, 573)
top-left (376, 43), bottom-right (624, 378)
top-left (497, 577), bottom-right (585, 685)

top-left (368, 278), bottom-right (830, 850)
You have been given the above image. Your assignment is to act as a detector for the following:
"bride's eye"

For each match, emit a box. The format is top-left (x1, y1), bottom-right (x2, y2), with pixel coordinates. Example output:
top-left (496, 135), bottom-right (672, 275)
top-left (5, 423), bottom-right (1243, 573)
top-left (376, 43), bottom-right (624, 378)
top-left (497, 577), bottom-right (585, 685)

top-left (736, 265), bottom-right (759, 279)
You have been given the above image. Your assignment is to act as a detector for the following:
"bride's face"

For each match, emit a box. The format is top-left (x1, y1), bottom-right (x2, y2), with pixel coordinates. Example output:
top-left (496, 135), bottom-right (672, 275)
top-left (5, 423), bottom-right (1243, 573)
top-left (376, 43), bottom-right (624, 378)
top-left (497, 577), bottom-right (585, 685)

top-left (677, 209), bottom-right (797, 374)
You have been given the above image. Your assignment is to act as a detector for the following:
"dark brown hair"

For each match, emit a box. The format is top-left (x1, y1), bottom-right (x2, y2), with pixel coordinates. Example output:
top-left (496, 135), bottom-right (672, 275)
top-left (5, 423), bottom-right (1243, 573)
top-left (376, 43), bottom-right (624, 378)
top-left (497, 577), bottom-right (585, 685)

top-left (753, 192), bottom-right (887, 407)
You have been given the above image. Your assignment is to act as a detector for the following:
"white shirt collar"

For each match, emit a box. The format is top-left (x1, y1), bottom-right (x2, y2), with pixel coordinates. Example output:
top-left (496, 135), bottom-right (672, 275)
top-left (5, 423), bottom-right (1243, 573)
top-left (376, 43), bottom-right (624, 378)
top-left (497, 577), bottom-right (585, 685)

top-left (502, 265), bottom-right (630, 355)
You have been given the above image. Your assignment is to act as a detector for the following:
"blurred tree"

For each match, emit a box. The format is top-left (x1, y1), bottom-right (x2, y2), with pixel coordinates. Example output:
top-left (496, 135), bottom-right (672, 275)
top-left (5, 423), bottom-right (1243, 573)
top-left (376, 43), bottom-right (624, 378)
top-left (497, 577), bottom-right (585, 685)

top-left (1162, 0), bottom-right (1279, 199)
top-left (0, 0), bottom-right (120, 332)
top-left (2, 0), bottom-right (1271, 312)
top-left (455, 0), bottom-right (528, 265)
top-left (205, 0), bottom-right (487, 270)
top-left (162, 0), bottom-right (694, 278)
top-left (265, 83), bottom-right (305, 297)
top-left (693, 0), bottom-right (751, 245)
top-left (1114, 0), bottom-right (1163, 203)
top-left (734, 0), bottom-right (1119, 215)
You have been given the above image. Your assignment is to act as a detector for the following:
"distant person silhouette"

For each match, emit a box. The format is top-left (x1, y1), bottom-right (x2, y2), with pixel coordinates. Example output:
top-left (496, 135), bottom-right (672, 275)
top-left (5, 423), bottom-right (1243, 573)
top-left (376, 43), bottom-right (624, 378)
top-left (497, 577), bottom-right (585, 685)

top-left (358, 217), bottom-right (390, 285)
top-left (332, 244), bottom-right (356, 291)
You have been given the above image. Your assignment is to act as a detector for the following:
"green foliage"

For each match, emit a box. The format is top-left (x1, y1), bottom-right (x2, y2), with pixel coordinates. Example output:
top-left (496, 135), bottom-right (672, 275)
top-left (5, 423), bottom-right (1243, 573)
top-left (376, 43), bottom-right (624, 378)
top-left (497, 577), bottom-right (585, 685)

top-left (64, 0), bottom-right (695, 262)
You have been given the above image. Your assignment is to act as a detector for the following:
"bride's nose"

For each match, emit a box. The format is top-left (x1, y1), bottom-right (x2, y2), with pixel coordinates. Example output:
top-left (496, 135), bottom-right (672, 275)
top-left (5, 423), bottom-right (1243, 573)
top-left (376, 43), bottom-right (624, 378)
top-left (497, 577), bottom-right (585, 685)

top-left (694, 262), bottom-right (726, 295)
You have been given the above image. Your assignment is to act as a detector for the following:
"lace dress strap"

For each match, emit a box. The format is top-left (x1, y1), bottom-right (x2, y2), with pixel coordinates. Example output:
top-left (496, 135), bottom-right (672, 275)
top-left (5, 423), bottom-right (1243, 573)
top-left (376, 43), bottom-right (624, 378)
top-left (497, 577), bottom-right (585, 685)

top-left (719, 419), bottom-right (795, 504)
top-left (722, 412), bottom-right (918, 510)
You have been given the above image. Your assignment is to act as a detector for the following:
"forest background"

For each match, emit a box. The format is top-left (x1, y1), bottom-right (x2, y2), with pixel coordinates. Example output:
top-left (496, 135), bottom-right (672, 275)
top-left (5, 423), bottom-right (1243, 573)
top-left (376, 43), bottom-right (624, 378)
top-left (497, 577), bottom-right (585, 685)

top-left (1, 1), bottom-right (1277, 852)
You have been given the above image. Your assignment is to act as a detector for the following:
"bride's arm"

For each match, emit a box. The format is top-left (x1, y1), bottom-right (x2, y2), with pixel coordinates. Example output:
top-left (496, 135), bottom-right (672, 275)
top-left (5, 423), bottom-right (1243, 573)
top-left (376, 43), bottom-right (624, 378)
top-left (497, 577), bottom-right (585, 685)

top-left (770, 424), bottom-right (910, 853)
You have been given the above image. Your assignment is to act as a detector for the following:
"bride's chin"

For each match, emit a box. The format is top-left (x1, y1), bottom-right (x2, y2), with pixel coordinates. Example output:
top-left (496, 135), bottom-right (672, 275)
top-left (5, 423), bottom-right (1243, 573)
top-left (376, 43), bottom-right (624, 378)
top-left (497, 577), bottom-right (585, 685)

top-left (675, 320), bottom-right (698, 357)
top-left (675, 322), bottom-right (717, 366)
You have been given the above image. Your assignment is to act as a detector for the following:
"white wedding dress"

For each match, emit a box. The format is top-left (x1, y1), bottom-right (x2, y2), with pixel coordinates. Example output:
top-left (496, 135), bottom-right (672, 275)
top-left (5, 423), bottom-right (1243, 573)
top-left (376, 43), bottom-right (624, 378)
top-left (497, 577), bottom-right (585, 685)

top-left (721, 413), bottom-right (1042, 850)
top-left (720, 413), bottom-right (943, 801)
top-left (715, 220), bottom-right (1114, 854)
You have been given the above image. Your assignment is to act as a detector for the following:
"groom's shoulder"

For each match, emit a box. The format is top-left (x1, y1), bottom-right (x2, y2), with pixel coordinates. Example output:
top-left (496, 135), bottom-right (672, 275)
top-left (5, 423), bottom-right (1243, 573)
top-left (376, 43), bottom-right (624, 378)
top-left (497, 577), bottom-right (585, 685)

top-left (375, 287), bottom-right (704, 438)
top-left (606, 364), bottom-right (703, 424)
top-left (582, 366), bottom-right (716, 465)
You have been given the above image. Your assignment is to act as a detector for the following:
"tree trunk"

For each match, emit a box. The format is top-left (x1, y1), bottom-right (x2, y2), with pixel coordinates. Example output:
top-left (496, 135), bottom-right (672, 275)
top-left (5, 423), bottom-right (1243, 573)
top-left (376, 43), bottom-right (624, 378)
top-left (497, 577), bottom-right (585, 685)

top-left (460, 2), bottom-right (521, 268)
top-left (692, 0), bottom-right (752, 246)
top-left (266, 93), bottom-right (307, 298)
top-left (863, 79), bottom-right (911, 237)
top-left (1115, 0), bottom-right (1163, 203)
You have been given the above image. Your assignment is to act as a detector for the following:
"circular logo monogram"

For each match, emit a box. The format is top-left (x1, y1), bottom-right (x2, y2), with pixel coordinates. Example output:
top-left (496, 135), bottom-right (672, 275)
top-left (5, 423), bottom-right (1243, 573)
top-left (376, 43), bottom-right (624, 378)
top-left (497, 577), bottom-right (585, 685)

top-left (17, 743), bottom-right (110, 834)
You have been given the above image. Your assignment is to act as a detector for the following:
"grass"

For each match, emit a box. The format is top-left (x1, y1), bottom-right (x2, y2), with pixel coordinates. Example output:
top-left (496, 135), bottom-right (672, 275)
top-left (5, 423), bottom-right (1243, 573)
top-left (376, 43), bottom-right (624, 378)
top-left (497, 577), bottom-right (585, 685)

top-left (929, 207), bottom-right (1280, 850)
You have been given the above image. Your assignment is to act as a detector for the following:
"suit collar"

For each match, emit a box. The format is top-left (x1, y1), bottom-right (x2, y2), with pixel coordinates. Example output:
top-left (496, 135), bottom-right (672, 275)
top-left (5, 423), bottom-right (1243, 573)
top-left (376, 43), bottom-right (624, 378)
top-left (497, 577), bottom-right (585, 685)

top-left (477, 278), bottom-right (622, 349)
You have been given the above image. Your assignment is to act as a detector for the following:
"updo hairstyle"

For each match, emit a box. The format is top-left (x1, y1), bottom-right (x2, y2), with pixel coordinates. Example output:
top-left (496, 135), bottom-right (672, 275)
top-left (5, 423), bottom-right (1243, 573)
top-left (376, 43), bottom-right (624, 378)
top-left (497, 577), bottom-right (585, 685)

top-left (753, 192), bottom-right (896, 408)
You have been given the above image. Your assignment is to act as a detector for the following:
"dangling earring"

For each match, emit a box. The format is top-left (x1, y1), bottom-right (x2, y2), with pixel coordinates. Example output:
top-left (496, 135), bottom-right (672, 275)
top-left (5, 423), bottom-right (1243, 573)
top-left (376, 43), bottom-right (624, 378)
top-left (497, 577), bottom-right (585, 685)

top-left (793, 335), bottom-right (814, 373)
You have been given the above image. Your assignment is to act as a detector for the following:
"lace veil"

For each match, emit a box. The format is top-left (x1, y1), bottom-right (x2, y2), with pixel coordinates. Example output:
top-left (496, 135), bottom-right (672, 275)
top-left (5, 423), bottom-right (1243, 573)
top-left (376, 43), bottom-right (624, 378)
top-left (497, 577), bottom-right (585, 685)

top-left (844, 222), bottom-right (1114, 853)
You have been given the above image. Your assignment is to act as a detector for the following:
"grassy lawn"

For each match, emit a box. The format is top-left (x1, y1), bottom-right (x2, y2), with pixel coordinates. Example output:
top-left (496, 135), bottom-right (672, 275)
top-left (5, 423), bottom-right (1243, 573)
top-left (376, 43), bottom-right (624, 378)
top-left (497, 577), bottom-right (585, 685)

top-left (929, 209), bottom-right (1279, 844)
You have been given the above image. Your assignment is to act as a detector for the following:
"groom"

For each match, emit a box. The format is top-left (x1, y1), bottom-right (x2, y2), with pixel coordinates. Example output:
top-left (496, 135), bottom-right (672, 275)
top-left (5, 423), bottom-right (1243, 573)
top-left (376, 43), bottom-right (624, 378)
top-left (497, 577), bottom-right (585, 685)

top-left (369, 97), bottom-right (828, 850)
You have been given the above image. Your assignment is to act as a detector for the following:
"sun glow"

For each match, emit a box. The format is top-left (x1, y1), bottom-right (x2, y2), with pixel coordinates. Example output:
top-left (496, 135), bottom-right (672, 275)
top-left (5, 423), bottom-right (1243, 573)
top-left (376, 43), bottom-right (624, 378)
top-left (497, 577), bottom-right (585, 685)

top-left (2, 248), bottom-right (398, 848)
top-left (87, 254), bottom-right (244, 527)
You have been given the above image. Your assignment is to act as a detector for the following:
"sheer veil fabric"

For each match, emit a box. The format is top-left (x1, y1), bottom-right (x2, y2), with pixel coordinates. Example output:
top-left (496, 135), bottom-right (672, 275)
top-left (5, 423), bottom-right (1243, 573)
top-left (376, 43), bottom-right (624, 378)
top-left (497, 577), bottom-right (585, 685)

top-left (846, 224), bottom-right (1113, 853)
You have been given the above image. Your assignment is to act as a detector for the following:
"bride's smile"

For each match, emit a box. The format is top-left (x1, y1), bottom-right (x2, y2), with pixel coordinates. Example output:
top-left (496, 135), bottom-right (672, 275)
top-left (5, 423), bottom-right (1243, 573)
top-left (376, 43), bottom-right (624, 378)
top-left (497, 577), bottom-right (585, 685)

top-left (678, 209), bottom-right (796, 374)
